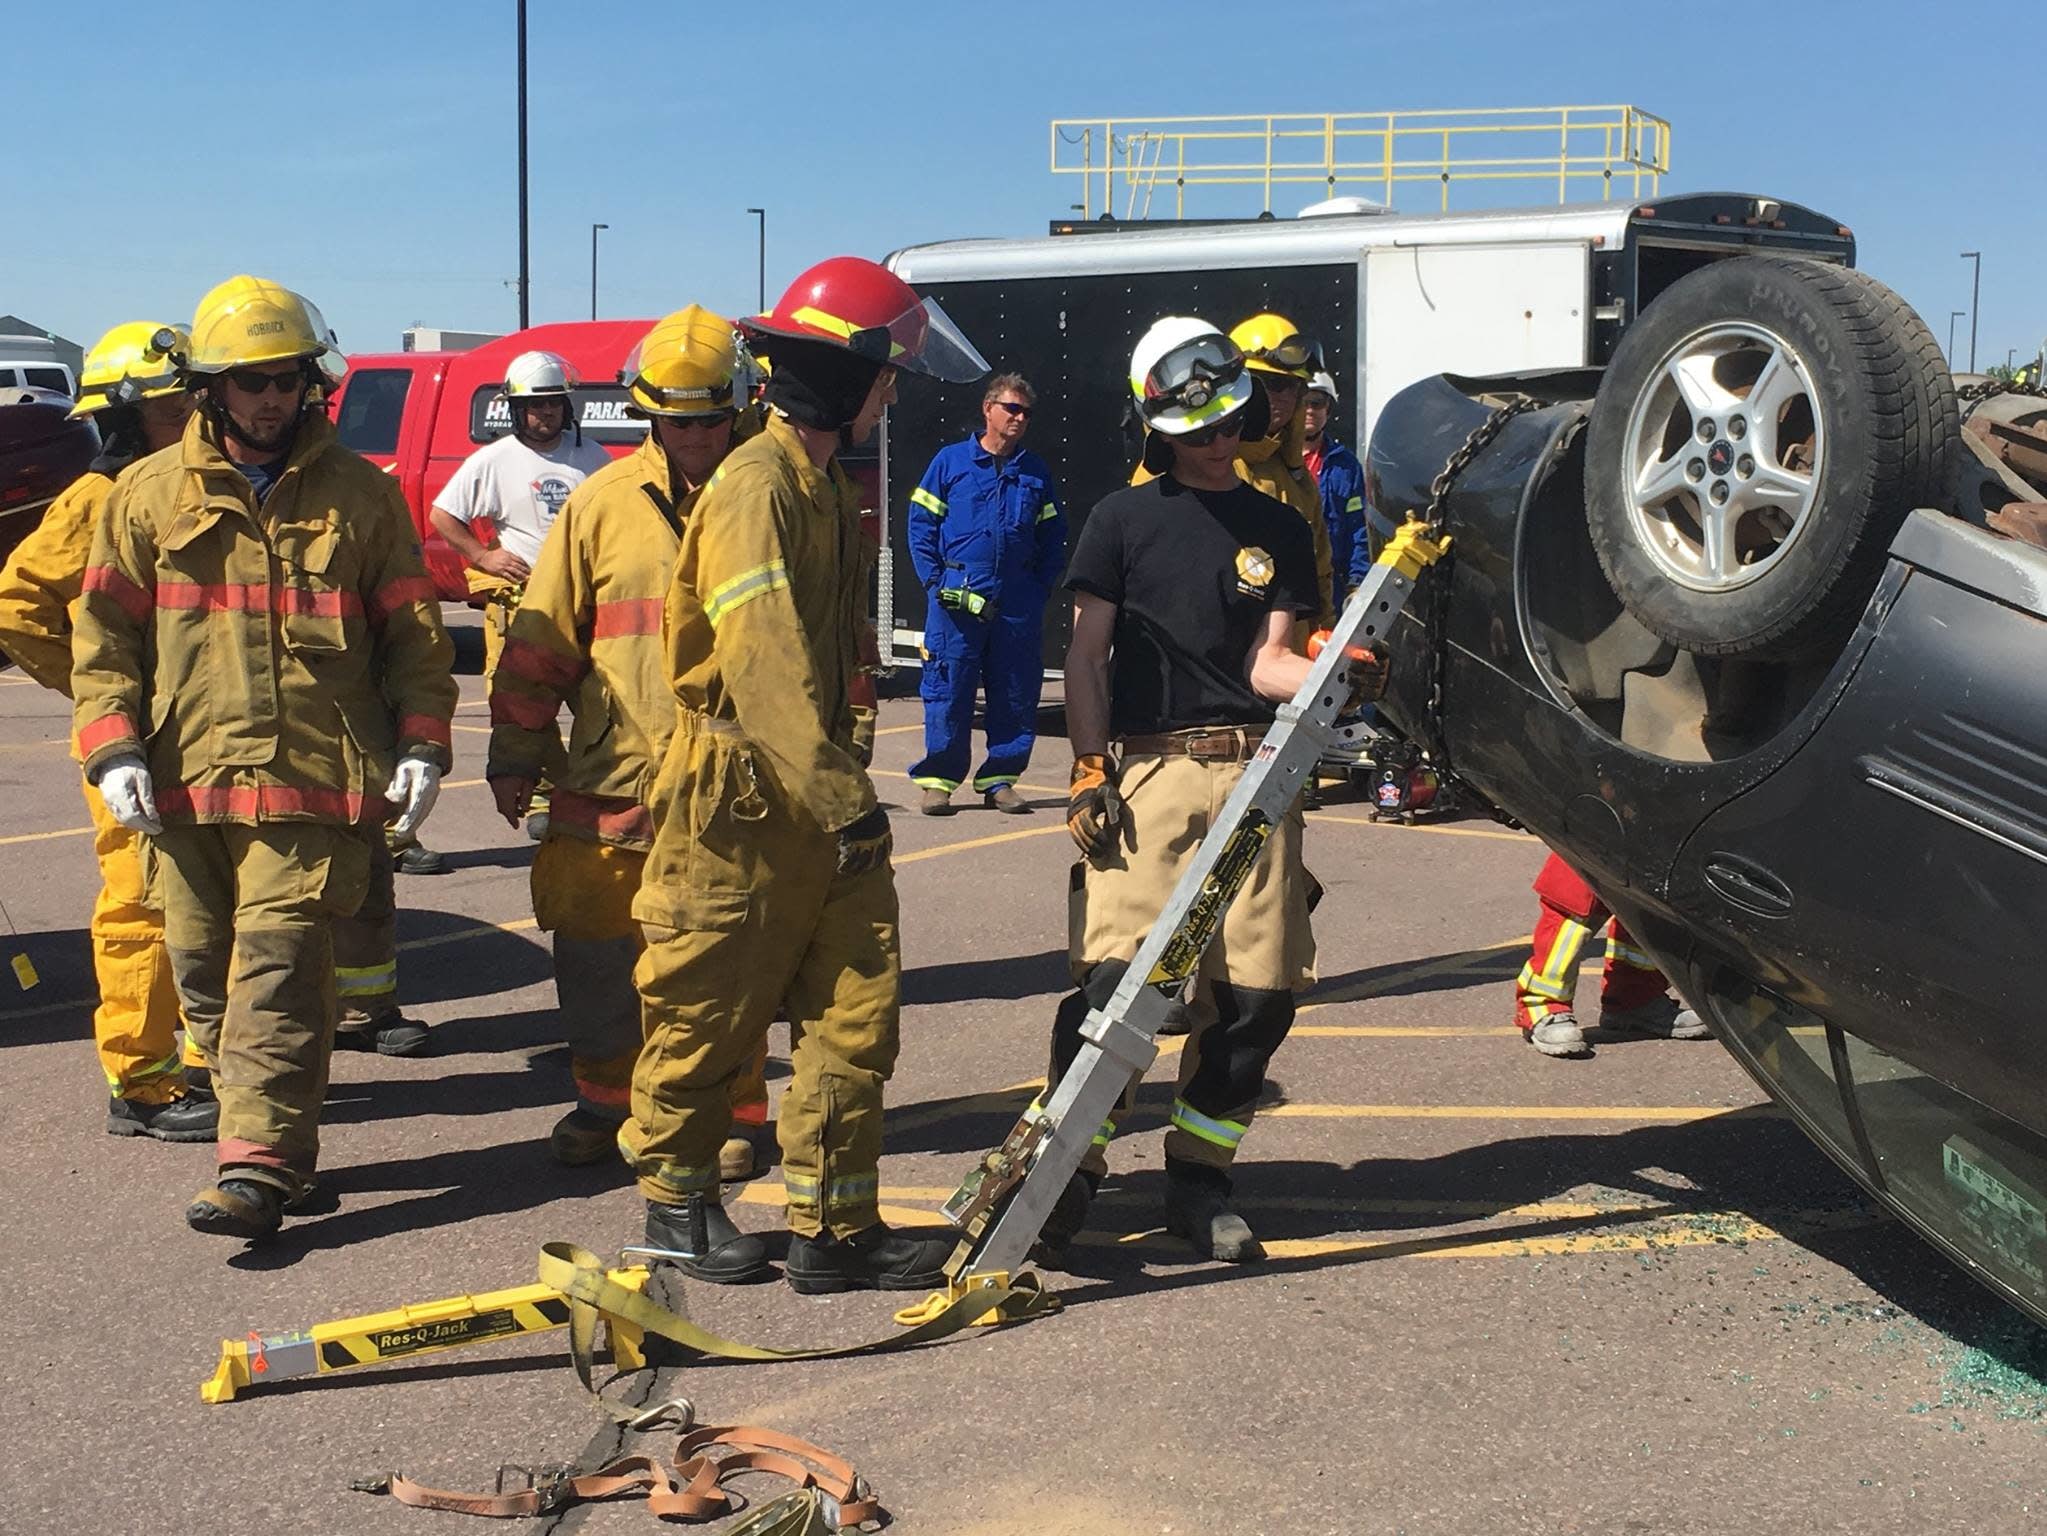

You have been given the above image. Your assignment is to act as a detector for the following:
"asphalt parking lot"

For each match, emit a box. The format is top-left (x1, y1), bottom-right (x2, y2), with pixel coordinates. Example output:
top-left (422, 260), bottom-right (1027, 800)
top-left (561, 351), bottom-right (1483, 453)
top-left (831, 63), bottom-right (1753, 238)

top-left (3, 610), bottom-right (2044, 1535)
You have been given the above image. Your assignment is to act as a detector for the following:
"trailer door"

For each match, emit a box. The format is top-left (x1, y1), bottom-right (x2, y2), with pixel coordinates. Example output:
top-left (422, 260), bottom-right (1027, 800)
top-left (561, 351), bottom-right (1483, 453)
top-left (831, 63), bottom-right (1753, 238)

top-left (1361, 240), bottom-right (1591, 448)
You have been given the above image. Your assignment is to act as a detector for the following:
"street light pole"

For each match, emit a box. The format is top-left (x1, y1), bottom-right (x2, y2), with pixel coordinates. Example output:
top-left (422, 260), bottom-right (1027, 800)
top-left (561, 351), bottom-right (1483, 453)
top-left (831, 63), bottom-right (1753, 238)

top-left (1961, 250), bottom-right (1982, 373)
top-left (590, 223), bottom-right (609, 321)
top-left (1949, 311), bottom-right (1967, 365)
top-left (516, 0), bottom-right (529, 329)
top-left (746, 208), bottom-right (766, 313)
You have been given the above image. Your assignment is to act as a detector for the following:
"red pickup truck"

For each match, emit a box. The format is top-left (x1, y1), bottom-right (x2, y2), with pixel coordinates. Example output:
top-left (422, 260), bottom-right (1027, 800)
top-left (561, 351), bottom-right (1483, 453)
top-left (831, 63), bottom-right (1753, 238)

top-left (326, 320), bottom-right (655, 600)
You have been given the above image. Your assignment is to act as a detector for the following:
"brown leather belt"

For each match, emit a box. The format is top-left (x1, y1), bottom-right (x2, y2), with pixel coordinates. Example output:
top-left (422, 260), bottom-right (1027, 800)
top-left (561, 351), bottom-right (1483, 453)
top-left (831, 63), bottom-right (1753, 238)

top-left (1119, 726), bottom-right (1265, 763)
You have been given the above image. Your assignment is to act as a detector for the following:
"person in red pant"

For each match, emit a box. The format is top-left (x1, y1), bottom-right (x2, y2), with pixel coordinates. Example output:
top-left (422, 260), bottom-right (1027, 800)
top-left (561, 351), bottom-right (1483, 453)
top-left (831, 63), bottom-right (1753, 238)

top-left (1514, 851), bottom-right (1708, 1058)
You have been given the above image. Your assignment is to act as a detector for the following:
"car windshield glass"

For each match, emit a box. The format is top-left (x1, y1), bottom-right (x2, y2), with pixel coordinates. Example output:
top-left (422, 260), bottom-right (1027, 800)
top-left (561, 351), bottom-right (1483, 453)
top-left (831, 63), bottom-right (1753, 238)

top-left (24, 368), bottom-right (70, 394)
top-left (336, 369), bottom-right (412, 456)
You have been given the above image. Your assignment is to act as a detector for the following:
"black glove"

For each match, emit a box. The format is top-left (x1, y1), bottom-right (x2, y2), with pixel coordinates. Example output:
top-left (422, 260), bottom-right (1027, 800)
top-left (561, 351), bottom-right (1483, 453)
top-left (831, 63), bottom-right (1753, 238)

top-left (837, 806), bottom-right (893, 876)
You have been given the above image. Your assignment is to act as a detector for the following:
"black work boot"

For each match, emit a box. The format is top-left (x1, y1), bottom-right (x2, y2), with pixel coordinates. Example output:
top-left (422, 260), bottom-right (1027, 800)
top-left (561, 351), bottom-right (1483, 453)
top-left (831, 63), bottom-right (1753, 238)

top-left (107, 1092), bottom-right (219, 1142)
top-left (1163, 1159), bottom-right (1263, 1263)
top-left (643, 1196), bottom-right (772, 1284)
top-left (185, 1177), bottom-right (285, 1239)
top-left (392, 841), bottom-right (448, 875)
top-left (785, 1222), bottom-right (952, 1295)
top-left (334, 1013), bottom-right (431, 1057)
top-left (1031, 1169), bottom-right (1101, 1265)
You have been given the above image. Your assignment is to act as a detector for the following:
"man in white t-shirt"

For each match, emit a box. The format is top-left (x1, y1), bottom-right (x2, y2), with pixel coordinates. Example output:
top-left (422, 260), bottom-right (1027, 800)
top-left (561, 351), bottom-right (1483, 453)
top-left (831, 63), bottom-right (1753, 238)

top-left (430, 350), bottom-right (611, 836)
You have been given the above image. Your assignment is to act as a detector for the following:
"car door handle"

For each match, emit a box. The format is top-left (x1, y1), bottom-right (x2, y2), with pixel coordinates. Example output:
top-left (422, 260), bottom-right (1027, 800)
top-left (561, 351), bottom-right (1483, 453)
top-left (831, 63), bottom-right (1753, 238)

top-left (1703, 853), bottom-right (1794, 918)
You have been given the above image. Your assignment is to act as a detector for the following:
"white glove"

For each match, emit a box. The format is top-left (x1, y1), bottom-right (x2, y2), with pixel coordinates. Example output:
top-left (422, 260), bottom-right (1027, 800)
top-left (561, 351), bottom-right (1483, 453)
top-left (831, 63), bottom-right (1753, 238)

top-left (384, 757), bottom-right (442, 838)
top-left (97, 754), bottom-right (163, 836)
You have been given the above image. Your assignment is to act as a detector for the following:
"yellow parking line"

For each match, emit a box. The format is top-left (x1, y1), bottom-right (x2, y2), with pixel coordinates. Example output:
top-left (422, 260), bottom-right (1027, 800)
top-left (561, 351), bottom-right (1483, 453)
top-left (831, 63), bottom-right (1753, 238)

top-left (1299, 934), bottom-right (1531, 1012)
top-left (0, 823), bottom-right (91, 847)
top-left (1086, 1214), bottom-right (1814, 1262)
top-left (0, 993), bottom-right (93, 1021)
top-left (1309, 810), bottom-right (1534, 842)
top-left (396, 916), bottom-right (538, 954)
top-left (1292, 1025), bottom-right (1524, 1037)
top-left (452, 724), bottom-right (493, 735)
top-left (1266, 1102), bottom-right (1745, 1122)
top-left (895, 824), bottom-right (1069, 864)
top-left (874, 723), bottom-right (923, 738)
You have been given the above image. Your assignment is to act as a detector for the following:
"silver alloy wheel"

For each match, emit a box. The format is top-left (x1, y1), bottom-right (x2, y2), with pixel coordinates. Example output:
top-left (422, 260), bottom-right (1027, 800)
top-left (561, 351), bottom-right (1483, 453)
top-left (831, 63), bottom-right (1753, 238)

top-left (1620, 322), bottom-right (1825, 593)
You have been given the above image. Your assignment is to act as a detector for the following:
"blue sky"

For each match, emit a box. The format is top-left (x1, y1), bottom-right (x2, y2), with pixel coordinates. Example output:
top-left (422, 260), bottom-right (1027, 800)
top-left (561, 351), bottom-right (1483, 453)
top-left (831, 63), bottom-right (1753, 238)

top-left (15, 1), bottom-right (2043, 369)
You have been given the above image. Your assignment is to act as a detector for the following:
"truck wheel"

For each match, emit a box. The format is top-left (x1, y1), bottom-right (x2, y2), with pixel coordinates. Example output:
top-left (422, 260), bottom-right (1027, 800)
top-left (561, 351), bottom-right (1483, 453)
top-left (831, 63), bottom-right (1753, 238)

top-left (1584, 256), bottom-right (1955, 658)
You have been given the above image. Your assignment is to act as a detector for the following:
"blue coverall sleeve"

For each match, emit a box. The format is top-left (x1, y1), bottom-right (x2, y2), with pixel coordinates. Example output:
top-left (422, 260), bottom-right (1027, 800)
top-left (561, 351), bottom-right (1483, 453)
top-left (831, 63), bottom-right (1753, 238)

top-left (1030, 465), bottom-right (1067, 591)
top-left (908, 451), bottom-right (950, 592)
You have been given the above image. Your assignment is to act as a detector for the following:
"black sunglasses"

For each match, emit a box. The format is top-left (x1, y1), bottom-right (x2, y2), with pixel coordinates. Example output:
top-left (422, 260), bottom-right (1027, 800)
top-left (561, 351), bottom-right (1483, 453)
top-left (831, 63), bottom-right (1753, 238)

top-left (1179, 416), bottom-right (1246, 448)
top-left (993, 400), bottom-right (1033, 419)
top-left (225, 366), bottom-right (305, 396)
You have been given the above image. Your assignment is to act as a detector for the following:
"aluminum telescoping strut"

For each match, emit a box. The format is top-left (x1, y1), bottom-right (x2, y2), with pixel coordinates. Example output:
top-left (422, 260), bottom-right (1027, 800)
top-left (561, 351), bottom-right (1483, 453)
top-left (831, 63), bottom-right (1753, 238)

top-left (939, 519), bottom-right (1454, 1281)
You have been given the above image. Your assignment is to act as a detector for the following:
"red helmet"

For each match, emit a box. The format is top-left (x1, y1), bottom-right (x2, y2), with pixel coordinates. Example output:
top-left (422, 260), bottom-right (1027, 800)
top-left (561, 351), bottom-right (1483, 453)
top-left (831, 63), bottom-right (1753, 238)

top-left (743, 256), bottom-right (989, 384)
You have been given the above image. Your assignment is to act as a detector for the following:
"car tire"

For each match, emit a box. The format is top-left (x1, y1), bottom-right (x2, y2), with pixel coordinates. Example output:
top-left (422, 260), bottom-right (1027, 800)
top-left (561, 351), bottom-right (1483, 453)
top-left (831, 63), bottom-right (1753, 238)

top-left (1584, 256), bottom-right (1955, 658)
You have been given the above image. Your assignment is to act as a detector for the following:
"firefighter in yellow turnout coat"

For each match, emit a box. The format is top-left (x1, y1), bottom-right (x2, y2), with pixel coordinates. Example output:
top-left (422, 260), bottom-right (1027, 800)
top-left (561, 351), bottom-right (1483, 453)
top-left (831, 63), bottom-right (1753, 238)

top-left (71, 277), bottom-right (456, 1238)
top-left (488, 306), bottom-right (768, 1174)
top-left (629, 256), bottom-right (991, 1293)
top-left (0, 321), bottom-right (216, 1139)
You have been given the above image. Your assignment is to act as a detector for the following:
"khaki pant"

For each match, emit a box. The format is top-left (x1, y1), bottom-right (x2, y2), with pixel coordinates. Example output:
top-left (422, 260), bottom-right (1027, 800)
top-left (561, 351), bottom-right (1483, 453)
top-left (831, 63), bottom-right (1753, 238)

top-left (81, 779), bottom-right (185, 1103)
top-left (631, 718), bottom-right (897, 1238)
top-left (154, 821), bottom-right (371, 1190)
top-left (335, 828), bottom-right (399, 1031)
top-left (1054, 750), bottom-right (1316, 1176)
top-left (533, 835), bottom-right (769, 1123)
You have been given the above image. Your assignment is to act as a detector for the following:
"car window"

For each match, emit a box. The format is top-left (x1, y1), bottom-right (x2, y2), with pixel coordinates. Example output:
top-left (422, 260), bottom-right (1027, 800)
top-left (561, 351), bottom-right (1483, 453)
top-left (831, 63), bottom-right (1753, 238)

top-left (1840, 1033), bottom-right (2047, 1307)
top-left (1703, 973), bottom-right (1854, 1155)
top-left (23, 367), bottom-right (71, 394)
top-left (336, 369), bottom-right (413, 456)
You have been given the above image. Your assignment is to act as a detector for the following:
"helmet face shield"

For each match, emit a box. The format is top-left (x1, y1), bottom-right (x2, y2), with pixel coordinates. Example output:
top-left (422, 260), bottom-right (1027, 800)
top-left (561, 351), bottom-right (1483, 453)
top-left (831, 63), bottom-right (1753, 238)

top-left (888, 295), bottom-right (989, 384)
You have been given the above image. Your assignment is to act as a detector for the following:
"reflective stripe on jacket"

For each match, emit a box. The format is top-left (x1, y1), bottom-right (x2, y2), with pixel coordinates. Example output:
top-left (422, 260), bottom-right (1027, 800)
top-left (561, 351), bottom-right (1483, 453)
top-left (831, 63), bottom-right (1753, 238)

top-left (661, 412), bottom-right (873, 834)
top-left (71, 411), bottom-right (456, 822)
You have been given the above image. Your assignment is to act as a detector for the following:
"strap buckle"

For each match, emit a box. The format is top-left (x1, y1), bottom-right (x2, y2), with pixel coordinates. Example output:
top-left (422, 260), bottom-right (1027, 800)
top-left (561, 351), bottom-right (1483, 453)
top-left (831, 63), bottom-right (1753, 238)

top-left (494, 1462), bottom-right (575, 1513)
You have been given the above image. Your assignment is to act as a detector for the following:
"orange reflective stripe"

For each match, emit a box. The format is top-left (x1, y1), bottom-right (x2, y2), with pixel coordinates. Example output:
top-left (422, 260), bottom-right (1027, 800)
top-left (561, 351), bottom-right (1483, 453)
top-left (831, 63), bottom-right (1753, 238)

top-left (77, 713), bottom-right (139, 756)
top-left (366, 575), bottom-right (436, 622)
top-left (590, 597), bottom-right (665, 639)
top-left (398, 714), bottom-right (451, 748)
top-left (155, 582), bottom-right (363, 618)
top-left (547, 789), bottom-right (654, 844)
top-left (81, 565), bottom-right (153, 623)
top-left (498, 636), bottom-right (585, 691)
top-left (155, 784), bottom-right (374, 820)
top-left (493, 688), bottom-right (560, 731)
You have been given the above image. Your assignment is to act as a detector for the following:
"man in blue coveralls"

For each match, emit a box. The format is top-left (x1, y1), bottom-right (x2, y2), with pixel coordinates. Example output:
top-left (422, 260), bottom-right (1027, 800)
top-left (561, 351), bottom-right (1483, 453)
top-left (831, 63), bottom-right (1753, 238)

top-left (907, 372), bottom-right (1066, 815)
top-left (1301, 370), bottom-right (1370, 616)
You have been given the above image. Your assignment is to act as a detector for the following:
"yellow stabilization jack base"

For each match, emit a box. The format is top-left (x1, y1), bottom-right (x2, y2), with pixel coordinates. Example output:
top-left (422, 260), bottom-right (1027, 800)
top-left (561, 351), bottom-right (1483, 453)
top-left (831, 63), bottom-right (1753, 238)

top-left (201, 1267), bottom-right (653, 1404)
top-left (892, 1270), bottom-right (1059, 1330)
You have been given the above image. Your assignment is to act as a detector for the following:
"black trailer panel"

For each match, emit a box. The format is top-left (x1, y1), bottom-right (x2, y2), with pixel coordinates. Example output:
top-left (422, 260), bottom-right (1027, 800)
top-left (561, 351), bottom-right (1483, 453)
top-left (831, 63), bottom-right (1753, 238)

top-left (884, 263), bottom-right (1357, 670)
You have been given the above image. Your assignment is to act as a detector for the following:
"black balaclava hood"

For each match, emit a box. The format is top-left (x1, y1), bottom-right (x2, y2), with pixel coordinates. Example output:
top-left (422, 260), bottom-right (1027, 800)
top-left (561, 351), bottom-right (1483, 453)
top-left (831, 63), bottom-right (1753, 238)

top-left (88, 405), bottom-right (146, 476)
top-left (759, 337), bottom-right (884, 432)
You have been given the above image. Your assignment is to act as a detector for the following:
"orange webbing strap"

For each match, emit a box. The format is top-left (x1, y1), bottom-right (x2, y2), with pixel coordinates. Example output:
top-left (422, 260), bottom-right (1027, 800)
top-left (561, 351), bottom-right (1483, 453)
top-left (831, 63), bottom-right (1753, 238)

top-left (374, 1426), bottom-right (880, 1525)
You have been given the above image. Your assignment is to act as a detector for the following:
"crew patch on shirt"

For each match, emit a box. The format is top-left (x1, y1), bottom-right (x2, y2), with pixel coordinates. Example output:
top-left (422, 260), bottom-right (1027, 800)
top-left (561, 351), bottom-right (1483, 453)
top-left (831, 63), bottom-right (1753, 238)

top-left (1235, 545), bottom-right (1276, 597)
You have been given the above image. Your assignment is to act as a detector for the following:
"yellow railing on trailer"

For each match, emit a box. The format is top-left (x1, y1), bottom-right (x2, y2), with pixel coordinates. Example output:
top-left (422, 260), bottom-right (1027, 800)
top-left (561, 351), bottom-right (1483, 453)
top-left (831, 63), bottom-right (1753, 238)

top-left (1049, 105), bottom-right (1671, 219)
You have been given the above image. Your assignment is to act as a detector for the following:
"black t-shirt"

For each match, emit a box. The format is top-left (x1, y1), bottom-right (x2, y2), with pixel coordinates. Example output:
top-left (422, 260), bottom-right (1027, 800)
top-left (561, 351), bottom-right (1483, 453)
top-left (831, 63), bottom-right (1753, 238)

top-left (1064, 474), bottom-right (1317, 737)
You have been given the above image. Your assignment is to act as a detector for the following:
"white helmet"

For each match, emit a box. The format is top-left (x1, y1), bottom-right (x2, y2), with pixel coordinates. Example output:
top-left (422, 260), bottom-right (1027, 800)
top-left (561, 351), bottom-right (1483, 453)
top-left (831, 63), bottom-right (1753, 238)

top-left (500, 350), bottom-right (580, 400)
top-left (1129, 317), bottom-right (1254, 437)
top-left (1307, 369), bottom-right (1340, 403)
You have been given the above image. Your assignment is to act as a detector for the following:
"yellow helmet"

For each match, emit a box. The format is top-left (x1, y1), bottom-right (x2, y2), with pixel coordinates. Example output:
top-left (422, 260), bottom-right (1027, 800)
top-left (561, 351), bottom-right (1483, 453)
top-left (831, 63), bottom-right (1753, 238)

top-left (1229, 312), bottom-right (1320, 380)
top-left (186, 274), bottom-right (343, 378)
top-left (68, 321), bottom-right (190, 419)
top-left (621, 305), bottom-right (739, 417)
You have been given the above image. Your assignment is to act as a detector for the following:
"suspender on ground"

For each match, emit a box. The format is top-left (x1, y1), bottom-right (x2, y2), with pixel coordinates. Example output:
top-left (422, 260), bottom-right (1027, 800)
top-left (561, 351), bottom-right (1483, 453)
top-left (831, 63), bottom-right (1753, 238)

top-left (940, 518), bottom-right (1454, 1283)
